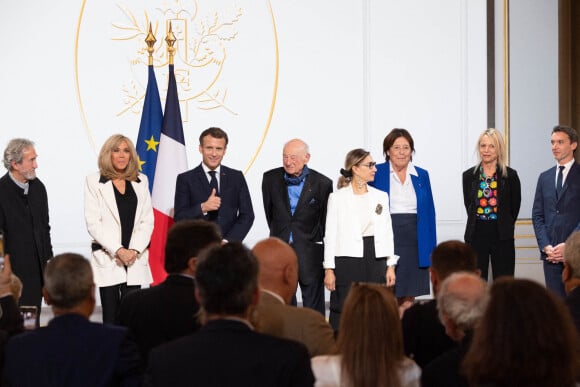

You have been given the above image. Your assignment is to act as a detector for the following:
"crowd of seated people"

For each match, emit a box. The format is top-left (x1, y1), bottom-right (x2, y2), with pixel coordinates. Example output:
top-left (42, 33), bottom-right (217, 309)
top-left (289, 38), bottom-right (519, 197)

top-left (1, 233), bottom-right (580, 386)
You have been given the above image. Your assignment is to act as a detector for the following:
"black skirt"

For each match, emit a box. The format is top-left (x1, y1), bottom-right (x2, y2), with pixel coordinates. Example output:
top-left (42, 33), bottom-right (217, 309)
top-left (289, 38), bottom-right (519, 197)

top-left (329, 236), bottom-right (387, 330)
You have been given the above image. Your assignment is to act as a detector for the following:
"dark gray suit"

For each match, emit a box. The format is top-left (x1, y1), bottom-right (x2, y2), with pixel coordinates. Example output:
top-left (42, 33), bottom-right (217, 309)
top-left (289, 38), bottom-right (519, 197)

top-left (532, 162), bottom-right (580, 298)
top-left (262, 167), bottom-right (332, 314)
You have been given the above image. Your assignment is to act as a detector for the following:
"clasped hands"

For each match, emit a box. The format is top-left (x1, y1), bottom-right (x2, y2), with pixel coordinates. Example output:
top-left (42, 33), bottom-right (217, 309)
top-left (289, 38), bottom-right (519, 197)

top-left (544, 243), bottom-right (565, 263)
top-left (115, 248), bottom-right (138, 267)
top-left (323, 266), bottom-right (396, 291)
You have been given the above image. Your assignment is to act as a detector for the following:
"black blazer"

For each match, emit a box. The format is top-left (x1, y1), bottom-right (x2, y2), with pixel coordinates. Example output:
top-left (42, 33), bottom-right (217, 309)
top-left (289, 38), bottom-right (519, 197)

top-left (402, 299), bottom-right (456, 369)
top-left (462, 165), bottom-right (521, 242)
top-left (144, 319), bottom-right (314, 387)
top-left (119, 274), bottom-right (201, 361)
top-left (174, 164), bottom-right (254, 241)
top-left (0, 173), bottom-right (52, 307)
top-left (262, 167), bottom-right (332, 284)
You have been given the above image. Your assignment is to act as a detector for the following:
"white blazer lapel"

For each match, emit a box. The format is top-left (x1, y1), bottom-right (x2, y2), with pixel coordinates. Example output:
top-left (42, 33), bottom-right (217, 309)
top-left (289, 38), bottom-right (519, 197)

top-left (100, 180), bottom-right (121, 225)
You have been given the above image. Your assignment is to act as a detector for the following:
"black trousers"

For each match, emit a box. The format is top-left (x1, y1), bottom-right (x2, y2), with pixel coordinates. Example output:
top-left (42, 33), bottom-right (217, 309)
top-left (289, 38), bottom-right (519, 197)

top-left (470, 220), bottom-right (515, 281)
top-left (99, 283), bottom-right (140, 324)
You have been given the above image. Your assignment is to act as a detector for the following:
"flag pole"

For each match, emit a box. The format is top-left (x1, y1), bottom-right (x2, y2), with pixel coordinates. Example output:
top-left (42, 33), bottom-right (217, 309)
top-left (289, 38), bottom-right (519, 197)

top-left (165, 22), bottom-right (176, 65)
top-left (146, 23), bottom-right (156, 66)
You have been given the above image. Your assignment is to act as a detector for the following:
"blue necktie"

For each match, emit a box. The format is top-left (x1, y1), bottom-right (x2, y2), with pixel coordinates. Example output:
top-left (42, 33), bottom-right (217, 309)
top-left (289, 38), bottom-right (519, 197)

top-left (208, 170), bottom-right (219, 195)
top-left (556, 165), bottom-right (564, 198)
top-left (208, 171), bottom-right (219, 221)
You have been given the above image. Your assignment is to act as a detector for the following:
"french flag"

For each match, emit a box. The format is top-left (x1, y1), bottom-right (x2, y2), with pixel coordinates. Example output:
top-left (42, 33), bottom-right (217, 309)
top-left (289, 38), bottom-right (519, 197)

top-left (149, 64), bottom-right (188, 284)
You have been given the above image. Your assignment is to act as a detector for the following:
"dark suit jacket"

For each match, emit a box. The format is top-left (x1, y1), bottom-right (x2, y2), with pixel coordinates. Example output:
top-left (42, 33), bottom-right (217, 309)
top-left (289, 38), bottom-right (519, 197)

top-left (2, 314), bottom-right (143, 387)
top-left (421, 331), bottom-right (472, 387)
top-left (118, 274), bottom-right (201, 361)
top-left (262, 167), bottom-right (332, 284)
top-left (565, 286), bottom-right (580, 335)
top-left (401, 299), bottom-right (456, 368)
top-left (532, 162), bottom-right (580, 255)
top-left (0, 173), bottom-right (52, 307)
top-left (463, 165), bottom-right (521, 242)
top-left (254, 290), bottom-right (336, 357)
top-left (145, 319), bottom-right (314, 387)
top-left (174, 164), bottom-right (254, 241)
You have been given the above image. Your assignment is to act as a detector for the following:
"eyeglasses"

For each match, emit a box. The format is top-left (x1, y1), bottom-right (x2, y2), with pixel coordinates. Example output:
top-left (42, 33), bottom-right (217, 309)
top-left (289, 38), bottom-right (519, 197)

top-left (359, 162), bottom-right (377, 169)
top-left (391, 145), bottom-right (411, 153)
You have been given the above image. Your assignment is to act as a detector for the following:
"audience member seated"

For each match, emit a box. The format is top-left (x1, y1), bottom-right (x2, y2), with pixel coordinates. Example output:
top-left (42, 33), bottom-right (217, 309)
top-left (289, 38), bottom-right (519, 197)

top-left (251, 237), bottom-right (336, 357)
top-left (119, 219), bottom-right (222, 361)
top-left (0, 255), bottom-right (24, 336)
top-left (144, 242), bottom-right (314, 387)
top-left (3, 253), bottom-right (143, 387)
top-left (421, 272), bottom-right (488, 387)
top-left (463, 277), bottom-right (580, 387)
top-left (0, 255), bottom-right (24, 378)
top-left (563, 230), bottom-right (580, 334)
top-left (311, 283), bottom-right (420, 387)
top-left (402, 240), bottom-right (478, 368)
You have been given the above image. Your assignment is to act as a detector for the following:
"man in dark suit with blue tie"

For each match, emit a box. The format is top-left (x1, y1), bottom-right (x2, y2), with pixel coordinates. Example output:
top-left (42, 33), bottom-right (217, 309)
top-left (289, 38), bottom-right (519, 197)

top-left (174, 127), bottom-right (254, 242)
top-left (3, 253), bottom-right (143, 387)
top-left (533, 125), bottom-right (580, 298)
top-left (262, 139), bottom-right (332, 315)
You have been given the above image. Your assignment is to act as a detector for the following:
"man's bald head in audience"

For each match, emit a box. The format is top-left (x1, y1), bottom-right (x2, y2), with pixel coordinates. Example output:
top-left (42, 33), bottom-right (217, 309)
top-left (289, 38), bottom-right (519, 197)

top-left (252, 237), bottom-right (299, 304)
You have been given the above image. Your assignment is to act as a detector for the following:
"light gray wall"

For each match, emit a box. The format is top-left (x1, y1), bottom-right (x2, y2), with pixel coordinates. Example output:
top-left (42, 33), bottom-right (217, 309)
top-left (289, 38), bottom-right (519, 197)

top-left (509, 0), bottom-right (559, 218)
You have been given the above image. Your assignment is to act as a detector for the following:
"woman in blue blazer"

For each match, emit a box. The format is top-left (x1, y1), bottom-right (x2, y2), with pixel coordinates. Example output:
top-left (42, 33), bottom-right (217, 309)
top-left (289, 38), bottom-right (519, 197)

top-left (371, 129), bottom-right (436, 308)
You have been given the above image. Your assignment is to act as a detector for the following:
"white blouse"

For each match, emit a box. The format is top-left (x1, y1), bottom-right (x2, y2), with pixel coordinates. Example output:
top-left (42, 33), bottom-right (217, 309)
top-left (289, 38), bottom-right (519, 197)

top-left (389, 162), bottom-right (418, 214)
top-left (311, 354), bottom-right (421, 387)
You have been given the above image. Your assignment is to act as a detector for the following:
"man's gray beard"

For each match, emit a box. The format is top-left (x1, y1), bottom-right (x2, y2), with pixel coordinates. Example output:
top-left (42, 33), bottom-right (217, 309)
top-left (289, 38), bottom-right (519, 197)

top-left (23, 171), bottom-right (36, 181)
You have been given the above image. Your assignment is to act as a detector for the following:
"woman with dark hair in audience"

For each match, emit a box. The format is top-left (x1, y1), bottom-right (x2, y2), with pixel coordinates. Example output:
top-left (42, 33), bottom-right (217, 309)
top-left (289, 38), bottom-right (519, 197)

top-left (84, 134), bottom-right (154, 324)
top-left (371, 128), bottom-right (436, 309)
top-left (463, 278), bottom-right (580, 387)
top-left (323, 148), bottom-right (398, 330)
top-left (311, 283), bottom-right (420, 387)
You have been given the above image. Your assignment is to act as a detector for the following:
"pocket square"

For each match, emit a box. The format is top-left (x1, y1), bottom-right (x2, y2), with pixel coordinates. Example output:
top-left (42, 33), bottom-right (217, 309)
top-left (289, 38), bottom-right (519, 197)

top-left (309, 198), bottom-right (318, 205)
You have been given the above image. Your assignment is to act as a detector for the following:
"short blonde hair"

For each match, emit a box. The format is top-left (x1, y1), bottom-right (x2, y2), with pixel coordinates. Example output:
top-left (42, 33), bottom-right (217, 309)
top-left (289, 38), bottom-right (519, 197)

top-left (98, 134), bottom-right (139, 181)
top-left (475, 128), bottom-right (508, 176)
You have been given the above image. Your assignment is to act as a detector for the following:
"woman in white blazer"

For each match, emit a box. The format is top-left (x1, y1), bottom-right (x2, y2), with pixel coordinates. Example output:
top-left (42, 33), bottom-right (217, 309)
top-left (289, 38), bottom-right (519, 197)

top-left (84, 134), bottom-right (154, 324)
top-left (324, 148), bottom-right (398, 330)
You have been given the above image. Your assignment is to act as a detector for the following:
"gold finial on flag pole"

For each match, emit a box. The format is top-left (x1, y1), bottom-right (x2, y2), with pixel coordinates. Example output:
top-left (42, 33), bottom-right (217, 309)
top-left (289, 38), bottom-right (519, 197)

top-left (145, 23), bottom-right (156, 66)
top-left (165, 22), bottom-right (176, 65)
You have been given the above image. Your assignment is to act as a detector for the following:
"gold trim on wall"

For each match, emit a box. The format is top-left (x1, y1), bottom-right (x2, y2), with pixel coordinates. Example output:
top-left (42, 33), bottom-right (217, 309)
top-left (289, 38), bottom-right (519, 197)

top-left (503, 0), bottom-right (510, 159)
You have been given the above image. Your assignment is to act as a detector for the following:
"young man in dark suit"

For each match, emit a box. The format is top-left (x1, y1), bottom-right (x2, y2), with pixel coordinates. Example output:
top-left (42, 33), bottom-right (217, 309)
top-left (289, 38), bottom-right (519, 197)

top-left (145, 242), bottom-right (314, 387)
top-left (3, 253), bottom-right (143, 387)
top-left (533, 125), bottom-right (580, 298)
top-left (174, 127), bottom-right (254, 242)
top-left (262, 139), bottom-right (332, 315)
top-left (119, 219), bottom-right (222, 361)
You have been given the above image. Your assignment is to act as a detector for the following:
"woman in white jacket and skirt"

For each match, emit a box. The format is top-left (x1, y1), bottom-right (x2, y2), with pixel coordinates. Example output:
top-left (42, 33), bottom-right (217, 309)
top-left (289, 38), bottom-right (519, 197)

top-left (324, 148), bottom-right (398, 330)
